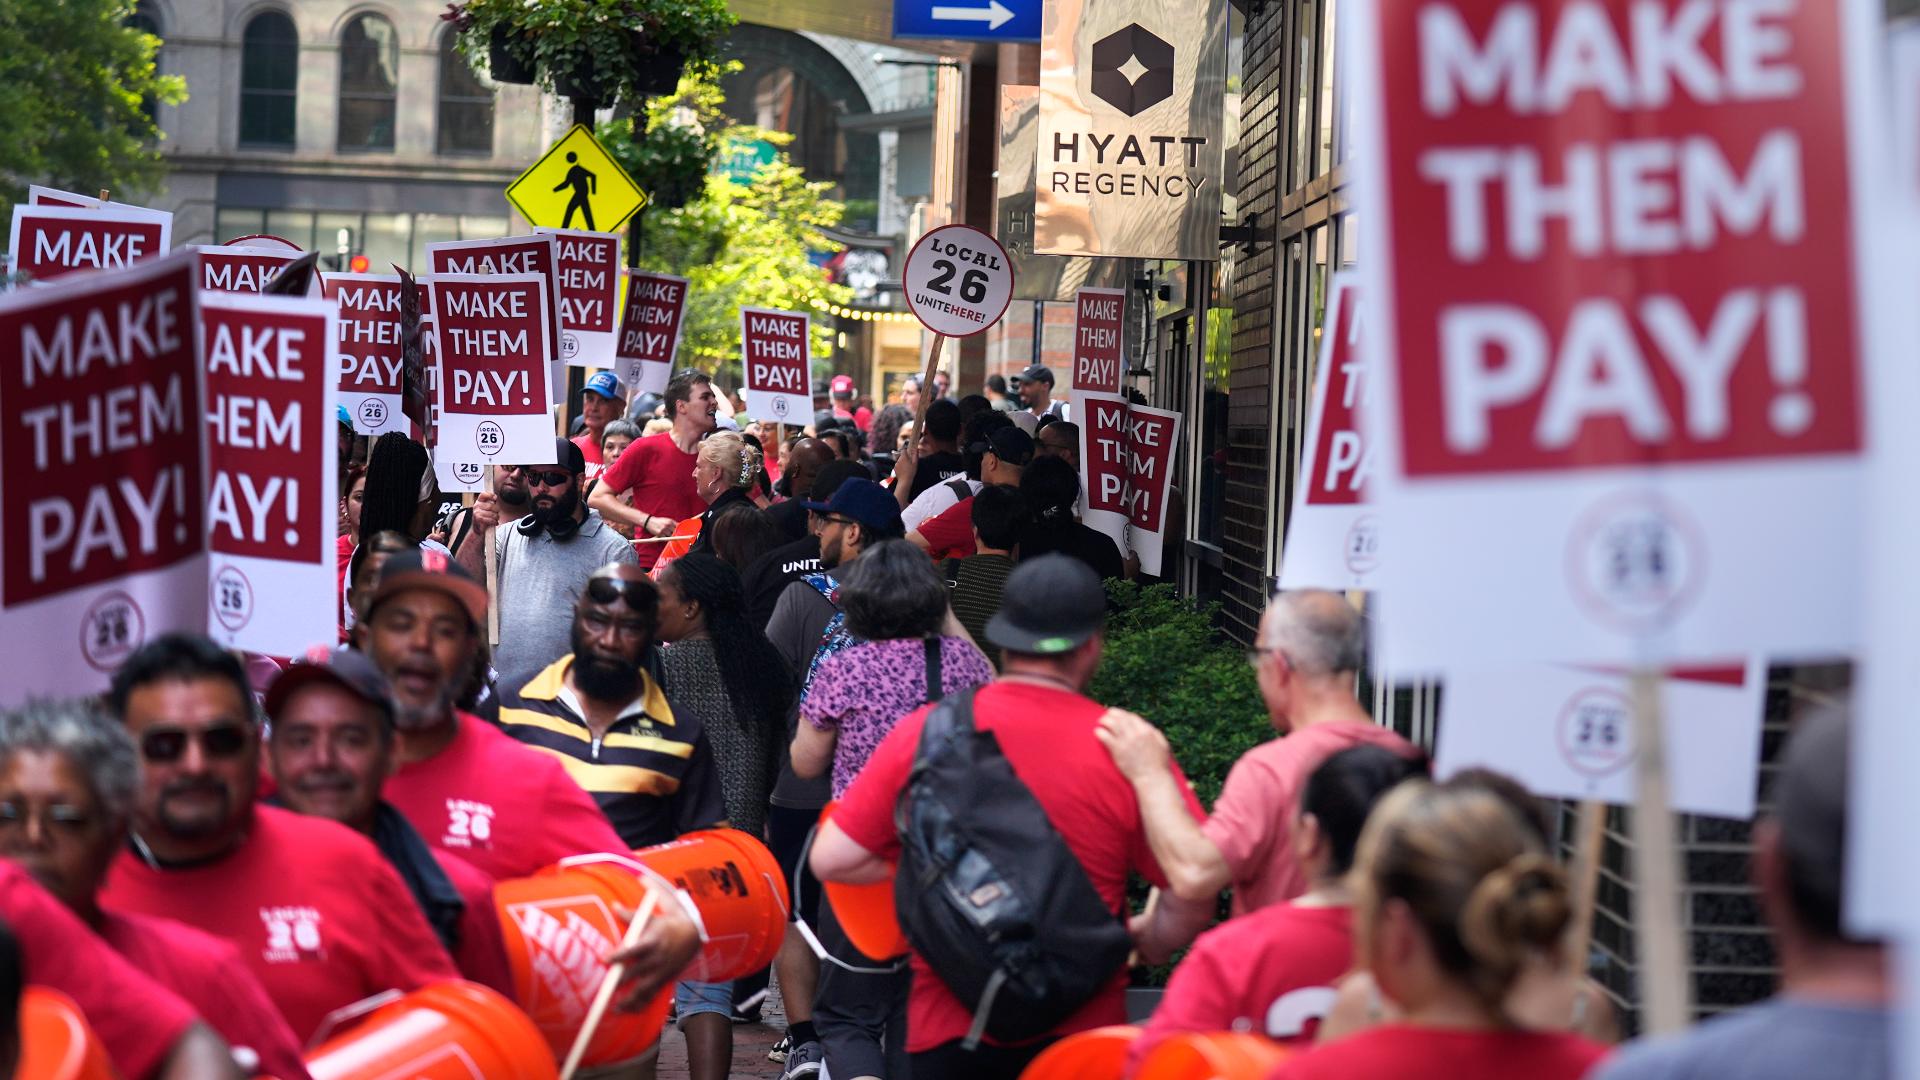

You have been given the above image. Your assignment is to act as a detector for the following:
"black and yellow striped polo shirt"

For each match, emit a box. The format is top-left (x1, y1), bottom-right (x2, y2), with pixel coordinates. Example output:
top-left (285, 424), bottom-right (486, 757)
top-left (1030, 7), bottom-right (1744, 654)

top-left (500, 657), bottom-right (728, 849)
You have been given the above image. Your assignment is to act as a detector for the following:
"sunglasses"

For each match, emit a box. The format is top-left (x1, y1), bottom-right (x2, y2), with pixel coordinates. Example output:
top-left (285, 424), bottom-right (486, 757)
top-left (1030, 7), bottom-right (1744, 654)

top-left (586, 576), bottom-right (654, 609)
top-left (509, 467), bottom-right (572, 488)
top-left (139, 724), bottom-right (251, 763)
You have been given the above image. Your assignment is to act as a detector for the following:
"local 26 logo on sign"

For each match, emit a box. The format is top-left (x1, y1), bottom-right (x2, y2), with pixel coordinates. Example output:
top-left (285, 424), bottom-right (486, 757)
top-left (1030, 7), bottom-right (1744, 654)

top-left (1091, 24), bottom-right (1174, 117)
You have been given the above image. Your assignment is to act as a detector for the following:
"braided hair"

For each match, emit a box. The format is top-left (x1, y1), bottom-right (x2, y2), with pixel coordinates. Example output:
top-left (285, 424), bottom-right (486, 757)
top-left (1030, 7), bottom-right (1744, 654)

top-left (359, 432), bottom-right (430, 545)
top-left (662, 554), bottom-right (794, 741)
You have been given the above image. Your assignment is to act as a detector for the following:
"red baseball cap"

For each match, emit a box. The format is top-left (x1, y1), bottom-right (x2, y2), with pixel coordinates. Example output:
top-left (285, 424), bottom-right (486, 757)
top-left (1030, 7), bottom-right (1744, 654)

top-left (830, 374), bottom-right (855, 397)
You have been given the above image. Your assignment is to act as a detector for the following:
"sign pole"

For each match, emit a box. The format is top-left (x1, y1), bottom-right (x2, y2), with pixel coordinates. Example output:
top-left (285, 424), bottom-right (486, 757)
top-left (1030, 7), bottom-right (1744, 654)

top-left (1628, 669), bottom-right (1689, 1033)
top-left (1563, 798), bottom-right (1606, 975)
top-left (483, 468), bottom-right (501, 648)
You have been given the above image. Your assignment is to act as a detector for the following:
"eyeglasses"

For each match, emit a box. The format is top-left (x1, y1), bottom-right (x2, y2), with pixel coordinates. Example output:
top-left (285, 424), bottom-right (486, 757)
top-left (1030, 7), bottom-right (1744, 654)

top-left (1245, 647), bottom-right (1290, 669)
top-left (819, 514), bottom-right (857, 528)
top-left (0, 802), bottom-right (96, 837)
top-left (586, 576), bottom-right (654, 610)
top-left (139, 724), bottom-right (251, 763)
top-left (508, 466), bottom-right (572, 488)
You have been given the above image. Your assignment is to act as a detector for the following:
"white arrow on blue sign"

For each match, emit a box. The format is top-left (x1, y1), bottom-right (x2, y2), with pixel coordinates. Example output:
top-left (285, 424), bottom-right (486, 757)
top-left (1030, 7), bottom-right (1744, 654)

top-left (893, 0), bottom-right (1038, 41)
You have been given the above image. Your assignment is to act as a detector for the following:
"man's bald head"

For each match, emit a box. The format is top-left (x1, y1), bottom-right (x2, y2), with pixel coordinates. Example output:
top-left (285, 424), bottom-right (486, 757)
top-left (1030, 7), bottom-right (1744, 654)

top-left (1261, 590), bottom-right (1366, 676)
top-left (786, 438), bottom-right (833, 496)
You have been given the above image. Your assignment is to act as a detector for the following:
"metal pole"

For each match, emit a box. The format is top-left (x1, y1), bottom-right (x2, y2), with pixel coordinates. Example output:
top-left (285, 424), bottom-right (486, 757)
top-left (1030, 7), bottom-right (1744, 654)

top-left (1031, 299), bottom-right (1043, 366)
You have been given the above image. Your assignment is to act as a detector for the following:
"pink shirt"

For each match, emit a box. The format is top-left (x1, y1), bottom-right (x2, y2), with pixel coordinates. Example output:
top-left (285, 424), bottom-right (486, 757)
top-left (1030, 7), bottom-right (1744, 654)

top-left (384, 711), bottom-right (627, 882)
top-left (1202, 721), bottom-right (1419, 917)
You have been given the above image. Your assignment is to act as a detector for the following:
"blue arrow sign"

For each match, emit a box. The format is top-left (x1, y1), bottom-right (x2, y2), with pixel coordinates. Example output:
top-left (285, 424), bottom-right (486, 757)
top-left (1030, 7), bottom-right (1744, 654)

top-left (893, 0), bottom-right (1039, 41)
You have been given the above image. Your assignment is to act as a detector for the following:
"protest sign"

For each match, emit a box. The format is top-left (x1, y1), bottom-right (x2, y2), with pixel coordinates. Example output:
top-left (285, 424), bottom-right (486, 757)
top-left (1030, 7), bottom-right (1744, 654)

top-left (8, 206), bottom-right (171, 283)
top-left (28, 186), bottom-right (173, 224)
top-left (201, 246), bottom-right (312, 294)
top-left (397, 269), bottom-right (433, 441)
top-left (199, 291), bottom-right (338, 657)
top-left (1279, 274), bottom-right (1377, 590)
top-left (1434, 660), bottom-right (1766, 819)
top-left (1072, 391), bottom-right (1182, 575)
top-left (321, 273), bottom-right (408, 436)
top-left (1351, 0), bottom-right (1885, 669)
top-left (616, 271), bottom-right (690, 398)
top-left (433, 273), bottom-right (556, 465)
top-left (429, 235), bottom-right (564, 405)
top-left (534, 227), bottom-right (621, 369)
top-left (435, 458), bottom-right (488, 494)
top-left (739, 308), bottom-right (811, 423)
top-left (902, 225), bottom-right (1014, 338)
top-left (1070, 287), bottom-right (1126, 394)
top-left (0, 251), bottom-right (205, 699)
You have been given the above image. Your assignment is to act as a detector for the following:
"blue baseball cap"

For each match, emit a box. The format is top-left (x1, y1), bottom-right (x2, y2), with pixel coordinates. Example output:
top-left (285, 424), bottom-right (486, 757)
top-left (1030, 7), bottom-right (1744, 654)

top-left (799, 478), bottom-right (901, 534)
top-left (336, 404), bottom-right (352, 426)
top-left (583, 371), bottom-right (625, 400)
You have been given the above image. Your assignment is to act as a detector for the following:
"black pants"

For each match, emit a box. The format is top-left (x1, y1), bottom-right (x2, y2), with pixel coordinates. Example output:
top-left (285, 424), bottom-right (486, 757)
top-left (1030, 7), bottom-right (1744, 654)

top-left (907, 1037), bottom-right (1055, 1080)
top-left (813, 899), bottom-right (910, 1079)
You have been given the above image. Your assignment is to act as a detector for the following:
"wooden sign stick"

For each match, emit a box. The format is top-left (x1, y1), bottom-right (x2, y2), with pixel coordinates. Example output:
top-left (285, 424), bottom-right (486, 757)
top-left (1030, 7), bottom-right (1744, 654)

top-left (558, 889), bottom-right (663, 1080)
top-left (1628, 669), bottom-right (1691, 1033)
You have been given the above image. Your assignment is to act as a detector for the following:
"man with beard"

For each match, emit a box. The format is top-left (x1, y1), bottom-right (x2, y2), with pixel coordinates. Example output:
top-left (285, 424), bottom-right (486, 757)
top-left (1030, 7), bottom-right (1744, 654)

top-left (591, 369), bottom-right (721, 570)
top-left (452, 462), bottom-right (529, 582)
top-left (263, 652), bottom-right (513, 997)
top-left (491, 437), bottom-right (639, 692)
top-left (358, 549), bottom-right (628, 881)
top-left (500, 563), bottom-right (732, 1080)
top-left (98, 635), bottom-right (460, 1044)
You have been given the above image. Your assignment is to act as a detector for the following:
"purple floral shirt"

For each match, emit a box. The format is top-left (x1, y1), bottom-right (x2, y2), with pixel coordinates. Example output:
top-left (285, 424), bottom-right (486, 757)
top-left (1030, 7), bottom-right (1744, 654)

top-left (801, 635), bottom-right (995, 798)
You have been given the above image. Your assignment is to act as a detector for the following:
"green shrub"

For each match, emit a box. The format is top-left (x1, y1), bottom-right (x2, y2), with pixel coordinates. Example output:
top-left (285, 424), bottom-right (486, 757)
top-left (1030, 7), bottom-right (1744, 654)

top-left (1090, 581), bottom-right (1270, 806)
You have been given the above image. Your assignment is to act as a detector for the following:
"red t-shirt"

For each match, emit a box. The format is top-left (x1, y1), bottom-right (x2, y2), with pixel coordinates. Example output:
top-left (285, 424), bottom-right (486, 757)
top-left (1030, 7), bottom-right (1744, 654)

top-left (914, 496), bottom-right (977, 560)
top-left (384, 711), bottom-right (627, 882)
top-left (833, 681), bottom-right (1204, 1051)
top-left (1204, 721), bottom-right (1420, 917)
top-left (0, 862), bottom-right (197, 1080)
top-left (99, 909), bottom-right (314, 1080)
top-left (1130, 904), bottom-right (1352, 1073)
top-left (598, 432), bottom-right (703, 568)
top-left (1267, 1025), bottom-right (1609, 1080)
top-left (572, 432), bottom-right (605, 482)
top-left (102, 804), bottom-right (460, 1043)
top-left (434, 848), bottom-right (515, 998)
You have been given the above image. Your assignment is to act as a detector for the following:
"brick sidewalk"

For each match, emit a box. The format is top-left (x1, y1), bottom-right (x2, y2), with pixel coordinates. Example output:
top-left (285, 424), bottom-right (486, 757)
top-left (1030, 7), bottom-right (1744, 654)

top-left (650, 985), bottom-right (789, 1079)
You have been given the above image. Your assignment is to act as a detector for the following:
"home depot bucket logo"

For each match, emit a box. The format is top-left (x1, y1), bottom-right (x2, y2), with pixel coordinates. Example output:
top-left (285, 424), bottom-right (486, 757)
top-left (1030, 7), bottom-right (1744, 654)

top-left (503, 895), bottom-right (617, 1031)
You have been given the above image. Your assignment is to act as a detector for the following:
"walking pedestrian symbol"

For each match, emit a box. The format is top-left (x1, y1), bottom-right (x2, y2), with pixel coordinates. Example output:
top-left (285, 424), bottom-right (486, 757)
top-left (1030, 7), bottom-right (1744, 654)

top-left (505, 124), bottom-right (648, 233)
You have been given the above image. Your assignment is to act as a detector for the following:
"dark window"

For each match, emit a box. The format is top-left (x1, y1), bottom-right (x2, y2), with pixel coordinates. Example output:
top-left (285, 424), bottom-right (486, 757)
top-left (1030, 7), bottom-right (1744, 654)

top-left (437, 32), bottom-right (493, 154)
top-left (338, 14), bottom-right (398, 151)
top-left (239, 11), bottom-right (298, 147)
top-left (125, 5), bottom-right (162, 125)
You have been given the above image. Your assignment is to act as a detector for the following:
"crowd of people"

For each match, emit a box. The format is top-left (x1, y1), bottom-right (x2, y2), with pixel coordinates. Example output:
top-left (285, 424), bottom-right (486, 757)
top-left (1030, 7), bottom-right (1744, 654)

top-left (0, 362), bottom-right (1887, 1080)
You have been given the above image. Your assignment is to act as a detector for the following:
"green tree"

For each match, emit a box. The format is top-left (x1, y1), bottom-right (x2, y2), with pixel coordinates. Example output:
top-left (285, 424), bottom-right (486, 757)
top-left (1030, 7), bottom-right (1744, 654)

top-left (599, 69), bottom-right (851, 390)
top-left (0, 0), bottom-right (186, 214)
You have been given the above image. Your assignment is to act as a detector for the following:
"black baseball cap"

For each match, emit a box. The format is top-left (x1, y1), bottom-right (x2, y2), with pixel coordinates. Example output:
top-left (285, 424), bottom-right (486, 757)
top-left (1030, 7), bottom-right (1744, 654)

top-left (263, 648), bottom-right (397, 730)
top-left (544, 436), bottom-right (587, 475)
top-left (986, 555), bottom-right (1106, 655)
top-left (982, 427), bottom-right (1035, 468)
top-left (1018, 364), bottom-right (1055, 386)
top-left (364, 548), bottom-right (488, 629)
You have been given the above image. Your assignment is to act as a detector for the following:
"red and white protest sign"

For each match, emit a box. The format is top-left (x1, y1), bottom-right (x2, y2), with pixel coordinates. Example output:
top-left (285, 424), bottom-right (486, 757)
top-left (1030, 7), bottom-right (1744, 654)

top-left (1351, 0), bottom-right (1884, 668)
top-left (617, 271), bottom-right (690, 398)
top-left (199, 291), bottom-right (338, 656)
top-left (1435, 659), bottom-right (1765, 819)
top-left (534, 227), bottom-right (621, 369)
top-left (1279, 275), bottom-right (1378, 590)
top-left (1072, 391), bottom-right (1182, 575)
top-left (739, 307), bottom-right (811, 423)
top-left (8, 206), bottom-right (171, 283)
top-left (1071, 287), bottom-right (1126, 395)
top-left (28, 186), bottom-right (173, 224)
top-left (200, 246), bottom-right (311, 295)
top-left (321, 273), bottom-right (408, 436)
top-left (429, 235), bottom-right (564, 406)
top-left (0, 251), bottom-right (206, 699)
top-left (433, 273), bottom-right (557, 465)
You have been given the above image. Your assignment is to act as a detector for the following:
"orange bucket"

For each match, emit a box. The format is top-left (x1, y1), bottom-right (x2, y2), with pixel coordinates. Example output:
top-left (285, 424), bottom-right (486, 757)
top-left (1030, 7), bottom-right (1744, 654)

top-left (817, 802), bottom-right (908, 960)
top-left (1017, 1025), bottom-right (1139, 1079)
top-left (632, 828), bottom-right (791, 982)
top-left (16, 987), bottom-right (114, 1080)
top-left (304, 981), bottom-right (554, 1080)
top-left (1137, 1032), bottom-right (1290, 1080)
top-left (494, 860), bottom-right (677, 1067)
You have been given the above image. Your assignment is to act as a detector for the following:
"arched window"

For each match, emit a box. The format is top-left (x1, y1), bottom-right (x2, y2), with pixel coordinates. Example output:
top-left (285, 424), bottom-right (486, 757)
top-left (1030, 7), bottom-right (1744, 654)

top-left (125, 3), bottom-right (163, 125)
top-left (239, 11), bottom-right (298, 147)
top-left (338, 13), bottom-right (398, 151)
top-left (436, 31), bottom-right (493, 155)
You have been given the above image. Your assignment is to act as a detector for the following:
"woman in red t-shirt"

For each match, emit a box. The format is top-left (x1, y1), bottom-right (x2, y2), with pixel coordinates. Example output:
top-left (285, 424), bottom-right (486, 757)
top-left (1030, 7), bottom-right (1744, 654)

top-left (1129, 746), bottom-right (1425, 1073)
top-left (1267, 781), bottom-right (1611, 1080)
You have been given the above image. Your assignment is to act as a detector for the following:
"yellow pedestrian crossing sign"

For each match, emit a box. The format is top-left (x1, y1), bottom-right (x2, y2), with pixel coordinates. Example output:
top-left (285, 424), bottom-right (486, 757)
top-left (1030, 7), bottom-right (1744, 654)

top-left (505, 124), bottom-right (649, 232)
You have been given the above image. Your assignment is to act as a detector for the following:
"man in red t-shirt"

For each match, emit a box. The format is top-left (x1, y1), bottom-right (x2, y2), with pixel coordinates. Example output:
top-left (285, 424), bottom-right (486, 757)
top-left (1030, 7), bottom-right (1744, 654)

top-left (356, 549), bottom-right (628, 880)
top-left (264, 650), bottom-right (513, 998)
top-left (95, 634), bottom-right (459, 1045)
top-left (590, 368), bottom-right (717, 569)
top-left (573, 371), bottom-right (627, 483)
top-left (811, 556), bottom-right (1213, 1079)
top-left (1097, 589), bottom-right (1420, 917)
top-left (0, 697), bottom-right (312, 1080)
top-left (908, 428), bottom-right (1033, 562)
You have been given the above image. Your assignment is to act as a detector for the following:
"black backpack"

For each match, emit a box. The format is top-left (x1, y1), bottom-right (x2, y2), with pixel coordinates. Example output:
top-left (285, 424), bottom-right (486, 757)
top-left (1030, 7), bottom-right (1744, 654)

top-left (891, 688), bottom-right (1133, 1047)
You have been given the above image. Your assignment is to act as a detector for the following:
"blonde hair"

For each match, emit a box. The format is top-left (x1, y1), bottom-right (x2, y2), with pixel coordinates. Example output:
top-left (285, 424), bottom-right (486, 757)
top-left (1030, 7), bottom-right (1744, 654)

top-left (643, 418), bottom-right (673, 437)
top-left (1353, 780), bottom-right (1572, 1017)
top-left (698, 431), bottom-right (764, 491)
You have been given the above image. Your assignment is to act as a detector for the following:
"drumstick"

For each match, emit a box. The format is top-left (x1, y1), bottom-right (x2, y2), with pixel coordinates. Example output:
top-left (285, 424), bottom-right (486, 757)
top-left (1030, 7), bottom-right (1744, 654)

top-left (631, 534), bottom-right (698, 544)
top-left (558, 888), bottom-right (663, 1080)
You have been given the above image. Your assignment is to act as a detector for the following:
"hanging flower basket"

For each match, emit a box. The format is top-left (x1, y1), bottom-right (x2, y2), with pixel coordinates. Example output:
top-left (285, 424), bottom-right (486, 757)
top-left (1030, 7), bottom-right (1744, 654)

top-left (445, 0), bottom-right (732, 108)
top-left (486, 26), bottom-right (536, 84)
